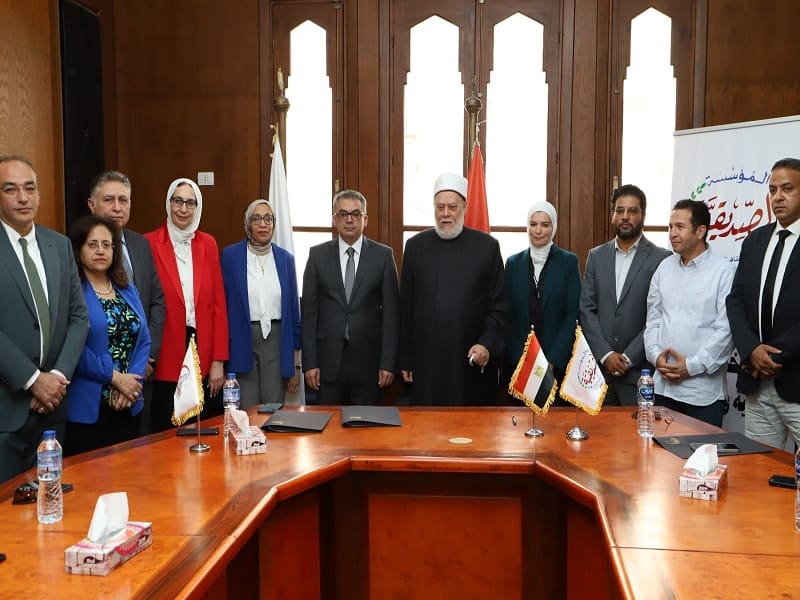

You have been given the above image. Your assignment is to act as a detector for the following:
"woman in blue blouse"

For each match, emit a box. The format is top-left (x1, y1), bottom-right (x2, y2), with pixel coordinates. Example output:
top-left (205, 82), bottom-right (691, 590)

top-left (222, 199), bottom-right (301, 408)
top-left (65, 215), bottom-right (151, 455)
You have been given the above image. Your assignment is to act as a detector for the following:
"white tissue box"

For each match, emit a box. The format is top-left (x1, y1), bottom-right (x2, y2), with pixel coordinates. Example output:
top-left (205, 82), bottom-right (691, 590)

top-left (65, 521), bottom-right (152, 576)
top-left (229, 425), bottom-right (267, 455)
top-left (679, 465), bottom-right (728, 501)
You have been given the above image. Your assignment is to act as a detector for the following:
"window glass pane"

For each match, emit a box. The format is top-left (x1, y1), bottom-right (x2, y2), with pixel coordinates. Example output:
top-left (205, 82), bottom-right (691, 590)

top-left (286, 21), bottom-right (332, 227)
top-left (486, 14), bottom-right (547, 226)
top-left (621, 8), bottom-right (676, 228)
top-left (404, 16), bottom-right (464, 226)
top-left (296, 230), bottom-right (334, 296)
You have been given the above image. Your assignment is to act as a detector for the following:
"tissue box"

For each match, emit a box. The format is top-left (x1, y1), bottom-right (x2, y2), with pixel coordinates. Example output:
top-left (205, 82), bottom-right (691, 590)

top-left (65, 521), bottom-right (152, 576)
top-left (679, 464), bottom-right (728, 501)
top-left (229, 425), bottom-right (267, 455)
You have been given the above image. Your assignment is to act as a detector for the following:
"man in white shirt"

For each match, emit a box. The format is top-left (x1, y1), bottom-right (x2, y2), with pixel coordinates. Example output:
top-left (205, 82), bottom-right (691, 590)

top-left (727, 158), bottom-right (800, 448)
top-left (644, 199), bottom-right (735, 426)
top-left (302, 189), bottom-right (400, 404)
top-left (0, 155), bottom-right (88, 483)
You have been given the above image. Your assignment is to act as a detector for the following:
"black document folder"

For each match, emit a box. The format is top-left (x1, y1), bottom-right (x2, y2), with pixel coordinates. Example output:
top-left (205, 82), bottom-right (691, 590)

top-left (653, 431), bottom-right (773, 459)
top-left (341, 406), bottom-right (402, 427)
top-left (261, 410), bottom-right (332, 433)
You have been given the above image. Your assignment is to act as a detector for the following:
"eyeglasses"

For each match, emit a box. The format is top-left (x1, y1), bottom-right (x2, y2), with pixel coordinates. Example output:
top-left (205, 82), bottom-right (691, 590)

top-left (612, 207), bottom-right (642, 216)
top-left (1, 183), bottom-right (38, 196)
top-left (334, 210), bottom-right (365, 220)
top-left (631, 408), bottom-right (674, 427)
top-left (170, 197), bottom-right (198, 209)
top-left (13, 481), bottom-right (73, 505)
top-left (85, 240), bottom-right (114, 251)
top-left (249, 215), bottom-right (275, 225)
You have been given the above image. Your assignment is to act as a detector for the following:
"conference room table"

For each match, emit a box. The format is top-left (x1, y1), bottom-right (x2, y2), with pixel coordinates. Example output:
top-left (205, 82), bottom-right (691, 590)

top-left (0, 405), bottom-right (797, 599)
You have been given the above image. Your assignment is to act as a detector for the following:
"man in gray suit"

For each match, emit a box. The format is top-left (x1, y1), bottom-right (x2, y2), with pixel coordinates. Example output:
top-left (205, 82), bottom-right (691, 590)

top-left (87, 170), bottom-right (165, 434)
top-left (0, 155), bottom-right (88, 483)
top-left (302, 189), bottom-right (400, 404)
top-left (579, 184), bottom-right (670, 405)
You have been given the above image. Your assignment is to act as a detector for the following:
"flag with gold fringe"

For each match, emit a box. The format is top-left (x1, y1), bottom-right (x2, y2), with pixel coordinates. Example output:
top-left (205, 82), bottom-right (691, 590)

top-left (172, 336), bottom-right (205, 426)
top-left (508, 329), bottom-right (557, 415)
top-left (559, 325), bottom-right (607, 415)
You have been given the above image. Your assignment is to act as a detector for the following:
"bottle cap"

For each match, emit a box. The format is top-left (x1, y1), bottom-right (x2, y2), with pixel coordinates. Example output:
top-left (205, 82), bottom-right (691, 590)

top-left (43, 430), bottom-right (56, 439)
top-left (227, 373), bottom-right (236, 378)
top-left (641, 369), bottom-right (651, 376)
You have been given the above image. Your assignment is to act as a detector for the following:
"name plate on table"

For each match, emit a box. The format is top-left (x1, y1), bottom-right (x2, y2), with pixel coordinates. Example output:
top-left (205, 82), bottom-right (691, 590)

top-left (261, 410), bottom-right (332, 433)
top-left (341, 406), bottom-right (402, 427)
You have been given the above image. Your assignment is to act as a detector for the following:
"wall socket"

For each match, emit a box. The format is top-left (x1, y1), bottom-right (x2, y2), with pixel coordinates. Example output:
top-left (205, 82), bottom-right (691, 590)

top-left (197, 171), bottom-right (214, 186)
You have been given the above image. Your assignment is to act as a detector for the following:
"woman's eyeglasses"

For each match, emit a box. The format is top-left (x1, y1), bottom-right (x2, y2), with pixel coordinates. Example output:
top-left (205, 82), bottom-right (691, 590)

top-left (13, 481), bottom-right (73, 504)
top-left (170, 197), bottom-right (198, 209)
top-left (85, 240), bottom-right (114, 251)
top-left (249, 215), bottom-right (275, 225)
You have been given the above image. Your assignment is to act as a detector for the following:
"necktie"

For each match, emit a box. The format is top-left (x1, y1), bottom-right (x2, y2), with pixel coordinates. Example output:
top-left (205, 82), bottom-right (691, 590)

top-left (344, 247), bottom-right (355, 340)
top-left (344, 247), bottom-right (355, 301)
top-left (19, 238), bottom-right (50, 360)
top-left (121, 239), bottom-right (134, 281)
top-left (761, 229), bottom-right (791, 341)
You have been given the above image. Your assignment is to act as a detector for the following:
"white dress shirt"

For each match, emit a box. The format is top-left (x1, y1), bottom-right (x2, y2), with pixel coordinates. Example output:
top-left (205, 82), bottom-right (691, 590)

top-left (247, 246), bottom-right (281, 338)
top-left (758, 219), bottom-right (800, 338)
top-left (644, 247), bottom-right (735, 405)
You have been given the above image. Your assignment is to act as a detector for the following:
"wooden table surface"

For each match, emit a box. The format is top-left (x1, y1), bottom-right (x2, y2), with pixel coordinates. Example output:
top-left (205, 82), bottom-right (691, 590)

top-left (0, 406), bottom-right (797, 599)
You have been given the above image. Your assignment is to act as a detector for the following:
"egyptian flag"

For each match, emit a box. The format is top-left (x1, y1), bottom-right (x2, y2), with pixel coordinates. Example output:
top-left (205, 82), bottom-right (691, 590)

top-left (559, 325), bottom-right (607, 415)
top-left (172, 336), bottom-right (205, 426)
top-left (508, 329), bottom-right (557, 415)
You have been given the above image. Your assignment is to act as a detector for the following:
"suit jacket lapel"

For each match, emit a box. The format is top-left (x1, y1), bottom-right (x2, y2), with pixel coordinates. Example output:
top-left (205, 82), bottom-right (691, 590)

top-left (154, 227), bottom-right (183, 301)
top-left (329, 240), bottom-right (347, 305)
top-left (0, 226), bottom-right (38, 319)
top-left (600, 241), bottom-right (617, 306)
top-left (38, 231), bottom-right (61, 332)
top-left (192, 235), bottom-right (206, 307)
top-left (349, 238), bottom-right (370, 302)
top-left (617, 239), bottom-right (650, 306)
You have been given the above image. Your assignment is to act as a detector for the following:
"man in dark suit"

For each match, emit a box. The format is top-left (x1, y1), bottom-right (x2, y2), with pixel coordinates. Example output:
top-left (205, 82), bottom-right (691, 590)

top-left (0, 155), bottom-right (88, 483)
top-left (302, 189), bottom-right (400, 404)
top-left (87, 171), bottom-right (165, 434)
top-left (727, 157), bottom-right (800, 448)
top-left (580, 184), bottom-right (671, 405)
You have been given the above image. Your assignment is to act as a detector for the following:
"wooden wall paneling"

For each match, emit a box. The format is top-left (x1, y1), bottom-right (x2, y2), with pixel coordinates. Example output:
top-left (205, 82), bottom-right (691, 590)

top-left (564, 0), bottom-right (600, 264)
top-left (354, 0), bottom-right (383, 241)
top-left (592, 0), bottom-right (613, 256)
top-left (705, 0), bottom-right (800, 126)
top-left (114, 0), bottom-right (261, 250)
top-left (0, 0), bottom-right (64, 231)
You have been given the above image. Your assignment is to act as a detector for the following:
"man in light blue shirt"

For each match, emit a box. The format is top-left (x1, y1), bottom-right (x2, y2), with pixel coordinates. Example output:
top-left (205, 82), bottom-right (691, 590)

top-left (644, 199), bottom-right (735, 426)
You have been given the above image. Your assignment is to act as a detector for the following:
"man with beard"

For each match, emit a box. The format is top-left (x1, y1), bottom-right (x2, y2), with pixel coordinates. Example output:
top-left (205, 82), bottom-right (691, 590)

top-left (579, 185), bottom-right (670, 405)
top-left (399, 172), bottom-right (508, 405)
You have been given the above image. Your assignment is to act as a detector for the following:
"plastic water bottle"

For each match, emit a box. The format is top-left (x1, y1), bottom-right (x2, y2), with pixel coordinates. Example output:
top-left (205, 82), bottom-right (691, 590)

top-left (636, 369), bottom-right (655, 438)
top-left (794, 447), bottom-right (800, 532)
top-left (37, 430), bottom-right (63, 524)
top-left (222, 373), bottom-right (241, 440)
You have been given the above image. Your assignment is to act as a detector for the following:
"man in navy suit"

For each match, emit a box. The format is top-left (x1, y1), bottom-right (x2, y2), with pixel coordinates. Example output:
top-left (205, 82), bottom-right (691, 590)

top-left (301, 189), bottom-right (400, 404)
top-left (0, 156), bottom-right (88, 483)
top-left (580, 185), bottom-right (670, 405)
top-left (727, 158), bottom-right (800, 448)
top-left (88, 171), bottom-right (165, 434)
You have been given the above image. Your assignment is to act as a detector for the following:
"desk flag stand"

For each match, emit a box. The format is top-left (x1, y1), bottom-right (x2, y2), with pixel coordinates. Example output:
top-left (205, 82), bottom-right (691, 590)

top-left (525, 412), bottom-right (544, 438)
top-left (565, 407), bottom-right (589, 441)
top-left (172, 336), bottom-right (210, 453)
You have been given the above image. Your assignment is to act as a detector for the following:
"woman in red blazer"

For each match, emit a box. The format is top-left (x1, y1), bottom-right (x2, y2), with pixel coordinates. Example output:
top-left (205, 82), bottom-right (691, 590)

top-left (145, 178), bottom-right (229, 432)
